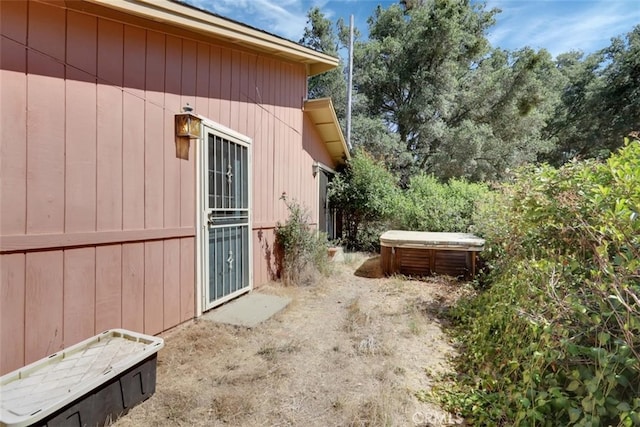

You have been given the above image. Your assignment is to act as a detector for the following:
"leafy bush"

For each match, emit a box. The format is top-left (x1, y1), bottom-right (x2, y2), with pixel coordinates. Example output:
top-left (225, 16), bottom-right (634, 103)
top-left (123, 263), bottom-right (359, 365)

top-left (399, 174), bottom-right (490, 232)
top-left (329, 151), bottom-right (493, 251)
top-left (275, 197), bottom-right (330, 286)
top-left (435, 139), bottom-right (640, 425)
top-left (329, 150), bottom-right (402, 251)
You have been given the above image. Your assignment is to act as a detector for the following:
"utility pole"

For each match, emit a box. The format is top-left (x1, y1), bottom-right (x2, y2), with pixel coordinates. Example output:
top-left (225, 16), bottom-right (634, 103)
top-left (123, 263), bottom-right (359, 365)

top-left (346, 14), bottom-right (354, 150)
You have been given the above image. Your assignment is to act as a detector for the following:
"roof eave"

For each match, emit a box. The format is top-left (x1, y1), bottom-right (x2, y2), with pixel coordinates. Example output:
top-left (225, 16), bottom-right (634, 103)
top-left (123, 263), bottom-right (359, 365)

top-left (80, 0), bottom-right (339, 77)
top-left (304, 98), bottom-right (350, 166)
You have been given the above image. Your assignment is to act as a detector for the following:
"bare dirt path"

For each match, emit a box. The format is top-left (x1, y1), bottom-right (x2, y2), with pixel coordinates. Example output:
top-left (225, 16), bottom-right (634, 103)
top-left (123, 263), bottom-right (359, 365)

top-left (114, 253), bottom-right (468, 426)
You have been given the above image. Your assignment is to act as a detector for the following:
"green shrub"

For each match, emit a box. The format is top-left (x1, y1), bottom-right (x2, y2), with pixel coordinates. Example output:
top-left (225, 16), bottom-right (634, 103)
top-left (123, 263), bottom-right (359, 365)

top-left (435, 139), bottom-right (640, 426)
top-left (399, 174), bottom-right (490, 232)
top-left (329, 151), bottom-right (493, 252)
top-left (329, 150), bottom-right (402, 251)
top-left (275, 197), bottom-right (330, 286)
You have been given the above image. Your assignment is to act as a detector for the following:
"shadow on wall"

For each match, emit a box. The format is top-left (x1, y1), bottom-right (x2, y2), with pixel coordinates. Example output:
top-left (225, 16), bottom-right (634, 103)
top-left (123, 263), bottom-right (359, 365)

top-left (2, 0), bottom-right (303, 110)
top-left (257, 229), bottom-right (282, 281)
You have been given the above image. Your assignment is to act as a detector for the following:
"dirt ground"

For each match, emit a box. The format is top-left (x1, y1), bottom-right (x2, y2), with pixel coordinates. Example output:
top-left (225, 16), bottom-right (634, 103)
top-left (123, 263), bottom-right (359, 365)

top-left (114, 253), bottom-right (471, 427)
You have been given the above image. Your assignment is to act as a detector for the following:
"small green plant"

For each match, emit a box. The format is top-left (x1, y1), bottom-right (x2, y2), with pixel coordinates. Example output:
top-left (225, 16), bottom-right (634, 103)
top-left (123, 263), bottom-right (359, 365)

top-left (275, 196), bottom-right (330, 286)
top-left (407, 319), bottom-right (421, 336)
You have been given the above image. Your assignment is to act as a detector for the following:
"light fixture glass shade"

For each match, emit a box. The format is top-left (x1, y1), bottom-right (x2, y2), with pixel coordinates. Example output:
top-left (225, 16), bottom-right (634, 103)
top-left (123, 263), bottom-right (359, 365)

top-left (175, 113), bottom-right (201, 138)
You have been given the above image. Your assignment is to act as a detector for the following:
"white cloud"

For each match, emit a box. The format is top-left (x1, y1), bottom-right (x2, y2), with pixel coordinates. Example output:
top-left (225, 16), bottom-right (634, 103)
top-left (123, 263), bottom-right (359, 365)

top-left (486, 0), bottom-right (640, 57)
top-left (184, 0), bottom-right (639, 56)
top-left (183, 0), bottom-right (311, 41)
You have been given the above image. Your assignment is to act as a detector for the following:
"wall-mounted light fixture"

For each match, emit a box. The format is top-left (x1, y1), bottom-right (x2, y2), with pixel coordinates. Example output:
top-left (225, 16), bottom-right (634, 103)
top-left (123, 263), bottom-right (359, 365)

top-left (175, 104), bottom-right (201, 138)
top-left (312, 161), bottom-right (320, 177)
top-left (175, 104), bottom-right (201, 159)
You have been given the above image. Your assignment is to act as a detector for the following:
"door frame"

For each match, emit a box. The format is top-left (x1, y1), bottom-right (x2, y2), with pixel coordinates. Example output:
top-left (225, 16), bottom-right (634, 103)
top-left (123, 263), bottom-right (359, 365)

top-left (195, 117), bottom-right (253, 317)
top-left (314, 161), bottom-right (336, 240)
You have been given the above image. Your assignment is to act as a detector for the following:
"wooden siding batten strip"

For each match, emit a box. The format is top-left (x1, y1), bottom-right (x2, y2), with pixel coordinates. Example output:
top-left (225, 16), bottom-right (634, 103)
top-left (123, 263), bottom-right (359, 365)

top-left (120, 242), bottom-right (124, 328)
top-left (143, 29), bottom-right (149, 230)
top-left (22, 35), bottom-right (28, 235)
top-left (0, 253), bottom-right (27, 374)
top-left (94, 18), bottom-right (99, 236)
top-left (1, 38), bottom-right (28, 236)
top-left (194, 42), bottom-right (210, 117)
top-left (120, 22), bottom-right (125, 232)
top-left (143, 242), bottom-right (147, 333)
top-left (143, 31), bottom-right (165, 230)
top-left (0, 227), bottom-right (195, 253)
top-left (93, 245), bottom-right (97, 337)
top-left (63, 7), bottom-right (68, 235)
top-left (164, 35), bottom-right (180, 230)
top-left (26, 50), bottom-right (66, 234)
top-left (22, 253), bottom-right (27, 371)
top-left (121, 243), bottom-right (127, 331)
top-left (268, 58), bottom-right (275, 221)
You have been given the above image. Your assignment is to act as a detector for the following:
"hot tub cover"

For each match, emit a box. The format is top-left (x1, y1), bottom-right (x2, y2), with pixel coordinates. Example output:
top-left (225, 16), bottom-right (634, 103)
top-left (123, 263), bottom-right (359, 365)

top-left (0, 329), bottom-right (164, 427)
top-left (380, 230), bottom-right (485, 251)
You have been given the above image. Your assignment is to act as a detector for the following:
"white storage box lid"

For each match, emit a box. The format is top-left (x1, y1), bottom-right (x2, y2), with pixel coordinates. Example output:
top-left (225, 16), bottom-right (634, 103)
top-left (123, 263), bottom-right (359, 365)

top-left (380, 230), bottom-right (485, 251)
top-left (0, 329), bottom-right (164, 427)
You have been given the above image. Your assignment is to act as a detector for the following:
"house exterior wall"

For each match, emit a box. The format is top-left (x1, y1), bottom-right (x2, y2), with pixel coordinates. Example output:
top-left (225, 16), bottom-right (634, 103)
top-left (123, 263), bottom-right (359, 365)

top-left (0, 0), bottom-right (337, 375)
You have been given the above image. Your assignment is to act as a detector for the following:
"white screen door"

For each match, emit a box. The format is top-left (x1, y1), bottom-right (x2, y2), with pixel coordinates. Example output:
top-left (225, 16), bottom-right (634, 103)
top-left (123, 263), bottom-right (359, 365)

top-left (203, 126), bottom-right (251, 310)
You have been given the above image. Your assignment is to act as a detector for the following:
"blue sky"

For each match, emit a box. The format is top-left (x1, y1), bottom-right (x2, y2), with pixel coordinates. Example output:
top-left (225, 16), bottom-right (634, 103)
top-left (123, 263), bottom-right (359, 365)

top-left (182, 0), bottom-right (640, 58)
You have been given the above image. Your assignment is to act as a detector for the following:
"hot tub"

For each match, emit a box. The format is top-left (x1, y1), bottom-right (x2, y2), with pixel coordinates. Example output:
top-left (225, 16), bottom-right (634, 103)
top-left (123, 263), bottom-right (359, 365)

top-left (0, 329), bottom-right (164, 427)
top-left (380, 230), bottom-right (485, 278)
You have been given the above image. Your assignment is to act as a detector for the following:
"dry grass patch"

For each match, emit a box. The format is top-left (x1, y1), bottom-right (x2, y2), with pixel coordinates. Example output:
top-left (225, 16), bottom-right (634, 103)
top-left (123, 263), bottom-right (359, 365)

top-left (344, 297), bottom-right (392, 357)
top-left (356, 335), bottom-right (383, 356)
top-left (159, 388), bottom-right (199, 425)
top-left (113, 252), bottom-right (465, 427)
top-left (209, 391), bottom-right (254, 424)
top-left (347, 397), bottom-right (394, 427)
top-left (344, 297), bottom-right (371, 333)
top-left (342, 378), bottom-right (410, 427)
top-left (256, 340), bottom-right (301, 361)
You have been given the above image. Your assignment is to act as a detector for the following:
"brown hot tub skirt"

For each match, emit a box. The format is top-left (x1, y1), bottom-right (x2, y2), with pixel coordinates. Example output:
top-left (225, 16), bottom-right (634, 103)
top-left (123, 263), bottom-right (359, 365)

top-left (380, 231), bottom-right (485, 279)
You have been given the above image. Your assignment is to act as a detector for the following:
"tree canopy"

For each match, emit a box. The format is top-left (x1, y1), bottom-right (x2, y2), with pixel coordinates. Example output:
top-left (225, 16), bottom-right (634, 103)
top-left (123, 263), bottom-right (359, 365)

top-left (299, 1), bottom-right (639, 182)
top-left (542, 25), bottom-right (640, 164)
top-left (299, 7), bottom-right (347, 120)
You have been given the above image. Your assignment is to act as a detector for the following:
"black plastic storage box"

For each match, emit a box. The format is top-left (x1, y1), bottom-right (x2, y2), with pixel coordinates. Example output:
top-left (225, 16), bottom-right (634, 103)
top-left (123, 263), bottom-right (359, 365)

top-left (0, 329), bottom-right (164, 427)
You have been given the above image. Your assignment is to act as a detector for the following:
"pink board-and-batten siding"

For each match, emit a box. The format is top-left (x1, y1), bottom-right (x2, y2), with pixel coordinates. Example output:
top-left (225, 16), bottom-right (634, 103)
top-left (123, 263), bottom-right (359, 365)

top-left (0, 1), bottom-right (338, 375)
